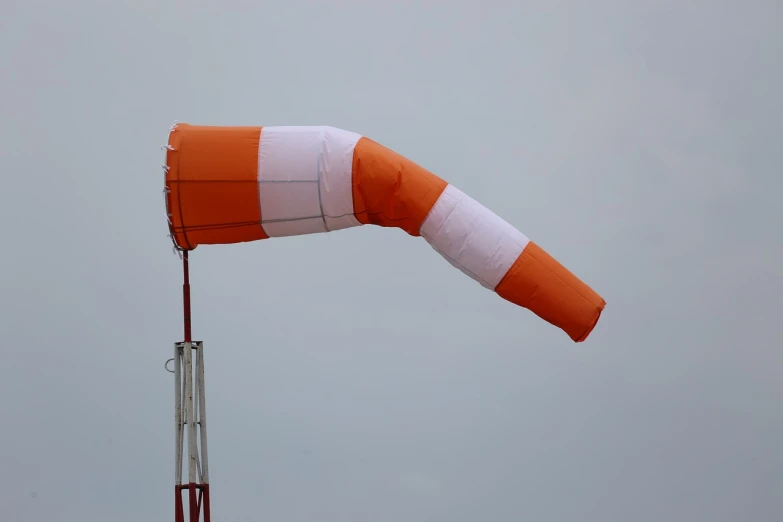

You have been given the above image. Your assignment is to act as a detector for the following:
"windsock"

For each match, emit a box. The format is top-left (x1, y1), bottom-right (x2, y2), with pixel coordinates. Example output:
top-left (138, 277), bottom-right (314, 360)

top-left (164, 124), bottom-right (605, 342)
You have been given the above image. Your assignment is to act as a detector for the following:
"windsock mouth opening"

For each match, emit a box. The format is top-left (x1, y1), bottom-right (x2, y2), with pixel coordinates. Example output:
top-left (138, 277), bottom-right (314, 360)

top-left (163, 130), bottom-right (192, 252)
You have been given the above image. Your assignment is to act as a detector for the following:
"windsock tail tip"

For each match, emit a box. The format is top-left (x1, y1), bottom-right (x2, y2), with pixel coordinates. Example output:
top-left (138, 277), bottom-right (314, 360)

top-left (572, 300), bottom-right (605, 342)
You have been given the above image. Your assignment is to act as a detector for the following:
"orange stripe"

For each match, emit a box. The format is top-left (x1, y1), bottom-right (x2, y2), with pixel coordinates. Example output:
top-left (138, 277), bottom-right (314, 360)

top-left (495, 242), bottom-right (605, 342)
top-left (165, 124), bottom-right (268, 249)
top-left (351, 137), bottom-right (448, 236)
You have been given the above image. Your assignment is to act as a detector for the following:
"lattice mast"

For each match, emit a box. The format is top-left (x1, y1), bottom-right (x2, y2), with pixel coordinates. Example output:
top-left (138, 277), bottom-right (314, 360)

top-left (169, 251), bottom-right (211, 522)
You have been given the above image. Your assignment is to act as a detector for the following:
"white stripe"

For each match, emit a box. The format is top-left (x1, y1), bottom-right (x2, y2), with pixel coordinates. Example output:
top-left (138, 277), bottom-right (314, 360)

top-left (257, 126), bottom-right (361, 237)
top-left (420, 184), bottom-right (529, 289)
top-left (321, 127), bottom-right (362, 231)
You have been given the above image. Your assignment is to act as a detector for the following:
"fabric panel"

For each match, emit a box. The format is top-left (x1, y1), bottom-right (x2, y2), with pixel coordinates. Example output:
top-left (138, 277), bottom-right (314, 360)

top-left (420, 184), bottom-right (530, 289)
top-left (321, 127), bottom-right (363, 231)
top-left (351, 137), bottom-right (448, 236)
top-left (495, 242), bottom-right (606, 342)
top-left (165, 123), bottom-right (266, 248)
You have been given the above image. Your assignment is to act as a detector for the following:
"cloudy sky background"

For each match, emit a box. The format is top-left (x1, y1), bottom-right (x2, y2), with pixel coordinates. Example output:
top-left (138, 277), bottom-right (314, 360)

top-left (1, 1), bottom-right (781, 521)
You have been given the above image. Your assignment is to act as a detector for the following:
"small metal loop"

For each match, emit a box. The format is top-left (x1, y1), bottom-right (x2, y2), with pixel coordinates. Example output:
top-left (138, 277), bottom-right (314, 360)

top-left (165, 357), bottom-right (175, 373)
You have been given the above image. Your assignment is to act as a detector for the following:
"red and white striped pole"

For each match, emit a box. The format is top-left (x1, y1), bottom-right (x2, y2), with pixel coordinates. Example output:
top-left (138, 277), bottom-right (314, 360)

top-left (173, 251), bottom-right (211, 522)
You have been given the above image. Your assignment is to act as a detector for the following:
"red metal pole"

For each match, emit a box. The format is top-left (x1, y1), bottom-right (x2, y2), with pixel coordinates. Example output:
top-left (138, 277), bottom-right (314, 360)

top-left (183, 250), bottom-right (192, 343)
top-left (188, 485), bottom-right (198, 522)
top-left (175, 486), bottom-right (184, 522)
top-left (202, 485), bottom-right (211, 522)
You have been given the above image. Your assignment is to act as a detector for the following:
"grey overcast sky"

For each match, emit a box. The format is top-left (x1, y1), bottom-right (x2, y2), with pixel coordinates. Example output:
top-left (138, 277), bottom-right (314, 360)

top-left (1, 1), bottom-right (781, 521)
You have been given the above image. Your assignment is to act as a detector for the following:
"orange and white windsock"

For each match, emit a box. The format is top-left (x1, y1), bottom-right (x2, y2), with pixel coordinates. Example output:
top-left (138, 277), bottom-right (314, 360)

top-left (164, 124), bottom-right (605, 342)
